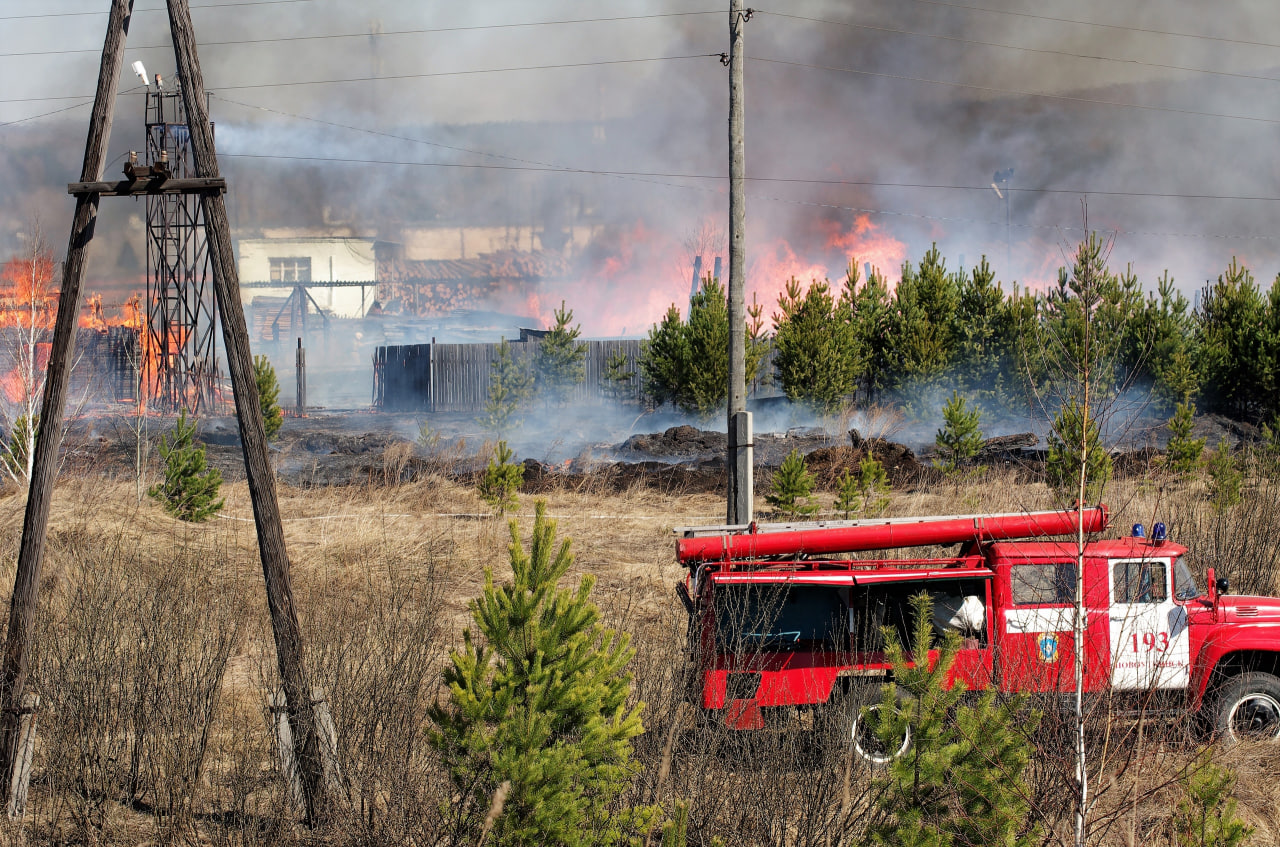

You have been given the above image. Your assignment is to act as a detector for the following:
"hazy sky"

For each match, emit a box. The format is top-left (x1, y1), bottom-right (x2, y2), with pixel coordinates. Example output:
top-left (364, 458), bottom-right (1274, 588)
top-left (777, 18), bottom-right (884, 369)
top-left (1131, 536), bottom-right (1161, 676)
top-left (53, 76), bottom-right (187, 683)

top-left (5, 0), bottom-right (1280, 322)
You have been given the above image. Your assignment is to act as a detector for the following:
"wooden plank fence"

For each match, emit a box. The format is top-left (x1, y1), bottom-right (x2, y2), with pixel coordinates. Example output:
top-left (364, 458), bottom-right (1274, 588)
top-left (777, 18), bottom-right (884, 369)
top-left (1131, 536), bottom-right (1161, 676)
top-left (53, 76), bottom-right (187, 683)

top-left (373, 339), bottom-right (647, 412)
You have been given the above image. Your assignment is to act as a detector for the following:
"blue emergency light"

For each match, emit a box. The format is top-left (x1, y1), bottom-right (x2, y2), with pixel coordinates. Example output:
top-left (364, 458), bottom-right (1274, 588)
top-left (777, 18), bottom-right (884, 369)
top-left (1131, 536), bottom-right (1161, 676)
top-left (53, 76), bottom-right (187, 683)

top-left (1131, 523), bottom-right (1145, 538)
top-left (1152, 522), bottom-right (1167, 542)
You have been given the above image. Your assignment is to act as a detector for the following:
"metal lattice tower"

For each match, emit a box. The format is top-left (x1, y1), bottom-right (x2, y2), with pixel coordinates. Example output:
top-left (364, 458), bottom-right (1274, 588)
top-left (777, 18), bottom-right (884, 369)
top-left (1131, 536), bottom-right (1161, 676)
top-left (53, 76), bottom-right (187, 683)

top-left (143, 79), bottom-right (221, 412)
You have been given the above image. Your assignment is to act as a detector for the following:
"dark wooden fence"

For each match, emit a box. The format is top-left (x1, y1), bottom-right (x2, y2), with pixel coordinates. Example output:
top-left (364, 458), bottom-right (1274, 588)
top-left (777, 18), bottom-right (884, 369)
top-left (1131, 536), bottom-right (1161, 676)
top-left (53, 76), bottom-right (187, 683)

top-left (373, 339), bottom-right (646, 412)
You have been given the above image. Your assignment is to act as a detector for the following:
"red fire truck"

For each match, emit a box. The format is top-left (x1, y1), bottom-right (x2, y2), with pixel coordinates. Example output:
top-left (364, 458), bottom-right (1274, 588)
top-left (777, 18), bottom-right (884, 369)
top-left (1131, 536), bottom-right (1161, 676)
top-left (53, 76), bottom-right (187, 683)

top-left (675, 507), bottom-right (1280, 758)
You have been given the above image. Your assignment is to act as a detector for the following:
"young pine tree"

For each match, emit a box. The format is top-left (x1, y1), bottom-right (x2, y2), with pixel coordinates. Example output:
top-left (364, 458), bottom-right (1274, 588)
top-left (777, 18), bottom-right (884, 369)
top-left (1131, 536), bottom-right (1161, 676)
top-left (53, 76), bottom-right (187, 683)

top-left (858, 455), bottom-right (891, 516)
top-left (481, 338), bottom-right (533, 437)
top-left (766, 448), bottom-right (819, 518)
top-left (602, 350), bottom-right (635, 403)
top-left (148, 409), bottom-right (224, 522)
top-left (479, 440), bottom-right (524, 514)
top-left (1207, 439), bottom-right (1243, 512)
top-left (1165, 401), bottom-right (1206, 477)
top-left (835, 468), bottom-right (861, 519)
top-left (771, 276), bottom-right (862, 412)
top-left (1046, 398), bottom-right (1112, 502)
top-left (1172, 751), bottom-right (1253, 847)
top-left (865, 592), bottom-right (965, 847)
top-left (933, 391), bottom-right (984, 473)
top-left (866, 592), bottom-right (1041, 847)
top-left (253, 354), bottom-right (284, 439)
top-left (536, 301), bottom-right (586, 406)
top-left (429, 502), bottom-right (648, 847)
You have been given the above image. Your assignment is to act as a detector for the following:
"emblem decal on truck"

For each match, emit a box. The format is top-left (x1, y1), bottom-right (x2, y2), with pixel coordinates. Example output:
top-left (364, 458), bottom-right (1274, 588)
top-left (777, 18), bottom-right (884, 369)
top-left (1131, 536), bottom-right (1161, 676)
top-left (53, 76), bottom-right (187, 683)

top-left (1037, 634), bottom-right (1059, 664)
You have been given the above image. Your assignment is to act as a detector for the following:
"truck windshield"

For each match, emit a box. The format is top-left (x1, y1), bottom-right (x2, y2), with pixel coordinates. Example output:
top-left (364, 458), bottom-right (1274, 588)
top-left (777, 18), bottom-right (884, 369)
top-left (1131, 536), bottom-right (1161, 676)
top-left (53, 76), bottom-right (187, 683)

top-left (1174, 556), bottom-right (1201, 600)
top-left (713, 584), bottom-right (846, 653)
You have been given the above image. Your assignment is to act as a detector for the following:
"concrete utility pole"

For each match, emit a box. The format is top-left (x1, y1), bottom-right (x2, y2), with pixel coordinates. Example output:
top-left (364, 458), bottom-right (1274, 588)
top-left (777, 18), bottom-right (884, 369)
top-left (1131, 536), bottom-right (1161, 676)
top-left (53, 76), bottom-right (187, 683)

top-left (726, 0), bottom-right (753, 526)
top-left (165, 0), bottom-right (330, 822)
top-left (0, 0), bottom-right (135, 812)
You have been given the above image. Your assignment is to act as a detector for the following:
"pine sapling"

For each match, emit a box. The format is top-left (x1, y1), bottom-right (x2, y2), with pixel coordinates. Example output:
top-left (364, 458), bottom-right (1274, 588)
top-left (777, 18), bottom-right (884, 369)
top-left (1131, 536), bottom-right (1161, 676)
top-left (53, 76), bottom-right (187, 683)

top-left (1173, 751), bottom-right (1253, 847)
top-left (535, 300), bottom-right (586, 405)
top-left (253, 354), bottom-right (284, 439)
top-left (481, 338), bottom-right (532, 437)
top-left (933, 391), bottom-right (984, 473)
top-left (148, 409), bottom-right (224, 522)
top-left (1165, 401), bottom-right (1206, 477)
top-left (858, 455), bottom-right (891, 516)
top-left (1207, 439), bottom-right (1243, 512)
top-left (478, 440), bottom-right (523, 514)
top-left (427, 501), bottom-right (648, 846)
top-left (1046, 398), bottom-right (1112, 502)
top-left (835, 468), bottom-right (861, 519)
top-left (766, 448), bottom-right (819, 518)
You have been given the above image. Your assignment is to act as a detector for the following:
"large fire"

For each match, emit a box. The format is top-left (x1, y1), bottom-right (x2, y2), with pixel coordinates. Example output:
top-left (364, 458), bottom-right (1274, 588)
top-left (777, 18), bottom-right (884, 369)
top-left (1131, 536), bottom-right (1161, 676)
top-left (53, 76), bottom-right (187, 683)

top-left (530, 213), bottom-right (909, 336)
top-left (0, 253), bottom-right (165, 411)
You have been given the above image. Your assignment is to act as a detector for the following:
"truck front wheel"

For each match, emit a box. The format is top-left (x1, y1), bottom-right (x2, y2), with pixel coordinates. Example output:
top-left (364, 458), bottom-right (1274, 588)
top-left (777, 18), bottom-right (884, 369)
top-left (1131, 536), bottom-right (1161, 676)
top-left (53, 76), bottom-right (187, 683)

top-left (1212, 672), bottom-right (1280, 744)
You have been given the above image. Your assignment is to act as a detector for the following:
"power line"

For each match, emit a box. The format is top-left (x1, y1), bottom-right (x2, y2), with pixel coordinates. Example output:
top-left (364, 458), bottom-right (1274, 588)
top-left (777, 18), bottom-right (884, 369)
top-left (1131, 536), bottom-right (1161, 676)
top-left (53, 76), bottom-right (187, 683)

top-left (0, 53), bottom-right (719, 103)
top-left (217, 152), bottom-right (1280, 205)
top-left (0, 99), bottom-right (92, 127)
top-left (0, 0), bottom-right (316, 21)
top-left (218, 151), bottom-right (1280, 243)
top-left (212, 96), bottom-right (1280, 202)
top-left (896, 0), bottom-right (1280, 52)
top-left (0, 84), bottom-right (146, 127)
top-left (754, 56), bottom-right (1280, 126)
top-left (0, 10), bottom-right (721, 58)
top-left (757, 9), bottom-right (1280, 86)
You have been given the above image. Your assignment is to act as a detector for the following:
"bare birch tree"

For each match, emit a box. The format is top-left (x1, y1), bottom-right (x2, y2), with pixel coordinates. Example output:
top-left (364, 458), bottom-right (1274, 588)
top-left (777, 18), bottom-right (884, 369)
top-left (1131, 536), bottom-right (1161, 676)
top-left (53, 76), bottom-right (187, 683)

top-left (0, 218), bottom-right (58, 484)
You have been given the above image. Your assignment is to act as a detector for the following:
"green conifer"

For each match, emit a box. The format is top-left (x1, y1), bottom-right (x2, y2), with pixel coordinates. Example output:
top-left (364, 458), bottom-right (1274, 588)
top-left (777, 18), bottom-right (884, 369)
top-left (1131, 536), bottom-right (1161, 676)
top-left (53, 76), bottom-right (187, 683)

top-left (1165, 401), bottom-right (1206, 477)
top-left (481, 338), bottom-right (533, 437)
top-left (148, 409), bottom-right (224, 522)
top-left (866, 593), bottom-right (1041, 847)
top-left (766, 449), bottom-right (819, 518)
top-left (835, 468), bottom-right (861, 519)
top-left (535, 301), bottom-right (586, 405)
top-left (771, 276), bottom-right (862, 412)
top-left (602, 350), bottom-right (634, 403)
top-left (428, 502), bottom-right (647, 847)
top-left (253, 354), bottom-right (284, 439)
top-left (865, 592), bottom-right (965, 847)
top-left (933, 392), bottom-right (984, 473)
top-left (1173, 751), bottom-right (1253, 847)
top-left (1046, 398), bottom-right (1112, 502)
top-left (479, 441), bottom-right (523, 514)
top-left (858, 455), bottom-right (891, 516)
top-left (1207, 439), bottom-right (1243, 512)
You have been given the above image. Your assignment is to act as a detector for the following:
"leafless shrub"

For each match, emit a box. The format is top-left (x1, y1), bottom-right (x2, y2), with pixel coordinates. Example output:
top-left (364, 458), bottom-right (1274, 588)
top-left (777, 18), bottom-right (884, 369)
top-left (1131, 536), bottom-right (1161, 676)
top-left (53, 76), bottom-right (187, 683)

top-left (295, 557), bottom-right (450, 844)
top-left (30, 538), bottom-right (240, 842)
top-left (1165, 475), bottom-right (1280, 596)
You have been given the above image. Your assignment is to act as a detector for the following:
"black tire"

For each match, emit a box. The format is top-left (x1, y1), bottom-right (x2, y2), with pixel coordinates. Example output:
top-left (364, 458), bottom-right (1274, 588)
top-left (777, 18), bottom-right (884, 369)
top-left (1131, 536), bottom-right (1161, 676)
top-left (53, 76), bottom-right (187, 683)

top-left (1211, 671), bottom-right (1280, 744)
top-left (849, 701), bottom-right (911, 767)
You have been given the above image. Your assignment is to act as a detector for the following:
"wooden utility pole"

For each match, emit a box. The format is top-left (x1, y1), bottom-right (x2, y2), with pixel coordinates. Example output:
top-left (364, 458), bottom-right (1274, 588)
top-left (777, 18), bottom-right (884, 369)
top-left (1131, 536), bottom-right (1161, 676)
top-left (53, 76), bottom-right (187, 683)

top-left (726, 0), bottom-right (752, 525)
top-left (0, 0), bottom-right (135, 810)
top-left (164, 0), bottom-right (329, 822)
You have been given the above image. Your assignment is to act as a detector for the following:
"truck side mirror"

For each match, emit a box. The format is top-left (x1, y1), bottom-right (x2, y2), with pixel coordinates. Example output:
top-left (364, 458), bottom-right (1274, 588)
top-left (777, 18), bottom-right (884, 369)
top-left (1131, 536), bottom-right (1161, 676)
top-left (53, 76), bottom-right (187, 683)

top-left (1216, 576), bottom-right (1230, 596)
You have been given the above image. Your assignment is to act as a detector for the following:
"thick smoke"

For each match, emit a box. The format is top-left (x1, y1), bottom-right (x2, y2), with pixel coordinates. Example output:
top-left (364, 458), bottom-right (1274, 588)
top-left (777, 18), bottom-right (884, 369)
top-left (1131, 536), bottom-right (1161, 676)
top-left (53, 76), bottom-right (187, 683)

top-left (2, 0), bottom-right (1279, 426)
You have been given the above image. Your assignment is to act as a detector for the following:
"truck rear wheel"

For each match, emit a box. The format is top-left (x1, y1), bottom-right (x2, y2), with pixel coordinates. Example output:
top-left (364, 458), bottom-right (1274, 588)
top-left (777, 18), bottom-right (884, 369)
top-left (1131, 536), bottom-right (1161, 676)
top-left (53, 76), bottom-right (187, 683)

top-left (1212, 672), bottom-right (1280, 744)
top-left (849, 701), bottom-right (911, 764)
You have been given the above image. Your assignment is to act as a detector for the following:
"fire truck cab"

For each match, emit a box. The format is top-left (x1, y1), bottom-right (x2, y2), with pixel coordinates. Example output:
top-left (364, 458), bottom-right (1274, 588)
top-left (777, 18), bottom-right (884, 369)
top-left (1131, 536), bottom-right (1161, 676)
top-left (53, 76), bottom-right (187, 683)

top-left (675, 507), bottom-right (1280, 751)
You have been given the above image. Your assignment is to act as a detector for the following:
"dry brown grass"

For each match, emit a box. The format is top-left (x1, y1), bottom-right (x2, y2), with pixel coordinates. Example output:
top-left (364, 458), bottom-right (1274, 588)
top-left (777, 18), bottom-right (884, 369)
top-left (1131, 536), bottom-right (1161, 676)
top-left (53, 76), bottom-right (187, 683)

top-left (0, 458), bottom-right (1274, 844)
